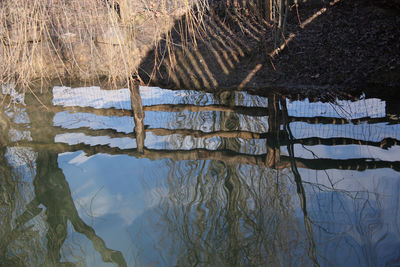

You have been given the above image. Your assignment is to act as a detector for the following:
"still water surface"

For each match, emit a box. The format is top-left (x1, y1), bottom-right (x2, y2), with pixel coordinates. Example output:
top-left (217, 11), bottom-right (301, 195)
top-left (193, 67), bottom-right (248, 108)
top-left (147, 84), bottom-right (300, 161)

top-left (1, 85), bottom-right (400, 266)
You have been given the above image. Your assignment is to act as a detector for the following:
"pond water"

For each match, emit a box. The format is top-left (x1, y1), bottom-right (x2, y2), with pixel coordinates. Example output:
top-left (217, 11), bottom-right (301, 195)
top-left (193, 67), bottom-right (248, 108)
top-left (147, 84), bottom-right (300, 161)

top-left (1, 84), bottom-right (400, 266)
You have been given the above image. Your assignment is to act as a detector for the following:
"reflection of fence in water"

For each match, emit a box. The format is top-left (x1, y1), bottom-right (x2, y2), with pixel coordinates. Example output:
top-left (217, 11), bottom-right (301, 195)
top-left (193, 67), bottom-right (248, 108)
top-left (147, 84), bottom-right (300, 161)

top-left (4, 86), bottom-right (399, 266)
top-left (39, 84), bottom-right (400, 172)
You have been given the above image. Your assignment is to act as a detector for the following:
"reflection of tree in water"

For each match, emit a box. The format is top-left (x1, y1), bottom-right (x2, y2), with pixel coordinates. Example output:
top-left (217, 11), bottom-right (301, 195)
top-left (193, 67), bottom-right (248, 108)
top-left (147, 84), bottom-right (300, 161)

top-left (155, 159), bottom-right (315, 266)
top-left (304, 174), bottom-right (400, 266)
top-left (0, 105), bottom-right (45, 266)
top-left (0, 146), bottom-right (29, 266)
top-left (0, 95), bottom-right (127, 267)
top-left (3, 87), bottom-right (399, 265)
top-left (30, 151), bottom-right (126, 266)
top-left (150, 92), bottom-right (315, 266)
top-left (280, 95), bottom-right (399, 266)
top-left (280, 97), bottom-right (319, 266)
top-left (0, 150), bottom-right (127, 266)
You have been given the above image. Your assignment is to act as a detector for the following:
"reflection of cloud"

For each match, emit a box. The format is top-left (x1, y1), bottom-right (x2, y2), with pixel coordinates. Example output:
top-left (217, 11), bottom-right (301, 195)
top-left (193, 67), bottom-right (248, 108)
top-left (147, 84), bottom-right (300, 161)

top-left (67, 151), bottom-right (91, 166)
top-left (76, 186), bottom-right (114, 218)
top-left (74, 187), bottom-right (161, 225)
top-left (117, 205), bottom-right (139, 225)
top-left (55, 133), bottom-right (136, 149)
top-left (72, 178), bottom-right (95, 195)
top-left (72, 178), bottom-right (166, 225)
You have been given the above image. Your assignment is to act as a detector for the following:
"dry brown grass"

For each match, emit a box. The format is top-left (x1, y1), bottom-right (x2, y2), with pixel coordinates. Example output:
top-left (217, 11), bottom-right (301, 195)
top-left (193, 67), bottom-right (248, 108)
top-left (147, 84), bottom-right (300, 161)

top-left (0, 0), bottom-right (287, 92)
top-left (0, 0), bottom-right (208, 91)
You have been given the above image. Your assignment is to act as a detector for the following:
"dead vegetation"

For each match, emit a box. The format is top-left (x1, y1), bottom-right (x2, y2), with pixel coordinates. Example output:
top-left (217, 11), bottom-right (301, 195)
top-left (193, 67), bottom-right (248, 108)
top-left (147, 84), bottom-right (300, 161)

top-left (1, 0), bottom-right (397, 94)
top-left (0, 0), bottom-right (209, 90)
top-left (138, 0), bottom-right (400, 94)
top-left (0, 0), bottom-right (292, 91)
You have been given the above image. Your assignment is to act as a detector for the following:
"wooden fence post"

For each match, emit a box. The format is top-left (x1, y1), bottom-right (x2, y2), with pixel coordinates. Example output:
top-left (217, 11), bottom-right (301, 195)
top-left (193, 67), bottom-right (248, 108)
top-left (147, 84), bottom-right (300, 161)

top-left (130, 77), bottom-right (145, 153)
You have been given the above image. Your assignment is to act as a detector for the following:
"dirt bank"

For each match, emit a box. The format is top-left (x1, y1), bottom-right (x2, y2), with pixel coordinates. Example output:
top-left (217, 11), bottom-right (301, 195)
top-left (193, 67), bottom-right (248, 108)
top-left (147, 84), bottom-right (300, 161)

top-left (268, 0), bottom-right (400, 93)
top-left (0, 0), bottom-right (192, 86)
top-left (1, 0), bottom-right (398, 99)
top-left (137, 0), bottom-right (400, 98)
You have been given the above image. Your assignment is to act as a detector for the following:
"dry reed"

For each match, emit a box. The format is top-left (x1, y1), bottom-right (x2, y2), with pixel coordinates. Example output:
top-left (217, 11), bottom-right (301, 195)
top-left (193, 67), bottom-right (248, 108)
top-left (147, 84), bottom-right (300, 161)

top-left (0, 0), bottom-right (288, 92)
top-left (0, 0), bottom-right (207, 90)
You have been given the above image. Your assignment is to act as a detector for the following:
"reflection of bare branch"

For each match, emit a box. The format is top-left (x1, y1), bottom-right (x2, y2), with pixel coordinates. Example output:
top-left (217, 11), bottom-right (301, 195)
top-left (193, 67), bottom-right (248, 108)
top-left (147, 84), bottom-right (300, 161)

top-left (281, 96), bottom-right (319, 266)
top-left (153, 158), bottom-right (305, 266)
top-left (8, 95), bottom-right (129, 266)
top-left (288, 115), bottom-right (400, 125)
top-left (0, 148), bottom-right (27, 265)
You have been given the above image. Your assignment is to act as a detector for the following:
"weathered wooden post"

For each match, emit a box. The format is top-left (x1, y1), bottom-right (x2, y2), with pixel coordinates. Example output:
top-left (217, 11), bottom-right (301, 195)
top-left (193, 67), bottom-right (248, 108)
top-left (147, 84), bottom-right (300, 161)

top-left (129, 76), bottom-right (145, 153)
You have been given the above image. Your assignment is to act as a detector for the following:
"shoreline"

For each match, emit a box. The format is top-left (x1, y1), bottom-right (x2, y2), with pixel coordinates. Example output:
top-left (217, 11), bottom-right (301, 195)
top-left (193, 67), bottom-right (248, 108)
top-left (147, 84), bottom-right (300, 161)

top-left (0, 0), bottom-right (399, 96)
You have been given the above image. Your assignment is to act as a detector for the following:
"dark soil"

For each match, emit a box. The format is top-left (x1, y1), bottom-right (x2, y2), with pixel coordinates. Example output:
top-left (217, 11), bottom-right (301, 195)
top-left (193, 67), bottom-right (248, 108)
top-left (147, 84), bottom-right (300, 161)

top-left (138, 0), bottom-right (400, 99)
top-left (267, 0), bottom-right (400, 92)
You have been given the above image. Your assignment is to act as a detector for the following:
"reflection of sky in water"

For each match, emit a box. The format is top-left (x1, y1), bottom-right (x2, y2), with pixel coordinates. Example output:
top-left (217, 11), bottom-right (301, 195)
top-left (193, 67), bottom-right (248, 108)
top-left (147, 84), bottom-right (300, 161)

top-left (58, 152), bottom-right (174, 266)
top-left (54, 111), bottom-right (134, 133)
top-left (53, 85), bottom-right (386, 119)
top-left (53, 108), bottom-right (270, 153)
top-left (58, 152), bottom-right (400, 266)
top-left (49, 85), bottom-right (400, 266)
top-left (4, 146), bottom-right (48, 263)
top-left (2, 85), bottom-right (400, 266)
top-left (52, 85), bottom-right (270, 108)
top-left (290, 121), bottom-right (400, 141)
top-left (53, 110), bottom-right (269, 133)
top-left (54, 117), bottom-right (270, 153)
top-left (4, 106), bottom-right (30, 124)
top-left (55, 133), bottom-right (137, 149)
top-left (281, 144), bottom-right (400, 161)
top-left (59, 152), bottom-right (165, 225)
top-left (287, 97), bottom-right (386, 119)
top-left (297, 168), bottom-right (400, 267)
